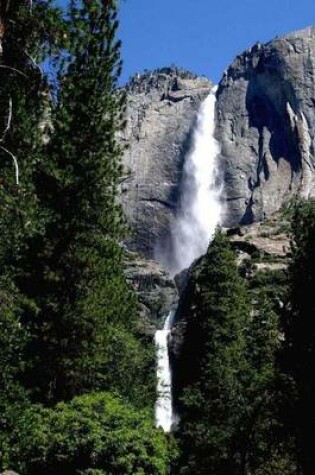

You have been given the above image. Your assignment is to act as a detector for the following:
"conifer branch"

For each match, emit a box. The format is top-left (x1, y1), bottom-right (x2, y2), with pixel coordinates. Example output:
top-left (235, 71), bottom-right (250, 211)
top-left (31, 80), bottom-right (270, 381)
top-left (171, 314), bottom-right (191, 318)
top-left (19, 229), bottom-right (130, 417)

top-left (0, 145), bottom-right (19, 184)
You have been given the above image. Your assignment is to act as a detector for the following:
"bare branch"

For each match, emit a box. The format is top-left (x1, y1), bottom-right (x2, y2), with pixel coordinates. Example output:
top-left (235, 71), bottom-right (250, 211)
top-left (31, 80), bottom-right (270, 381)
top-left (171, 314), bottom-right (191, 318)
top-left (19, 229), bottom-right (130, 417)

top-left (5, 0), bottom-right (11, 13)
top-left (0, 96), bottom-right (12, 141)
top-left (0, 64), bottom-right (27, 78)
top-left (25, 51), bottom-right (43, 77)
top-left (0, 145), bottom-right (19, 184)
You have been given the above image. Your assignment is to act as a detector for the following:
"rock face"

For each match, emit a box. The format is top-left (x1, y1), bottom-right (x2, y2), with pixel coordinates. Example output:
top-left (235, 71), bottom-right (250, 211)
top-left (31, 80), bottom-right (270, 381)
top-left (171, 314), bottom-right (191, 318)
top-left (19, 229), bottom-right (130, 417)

top-left (217, 26), bottom-right (315, 225)
top-left (123, 250), bottom-right (178, 333)
top-left (119, 28), bottom-right (315, 333)
top-left (120, 28), bottom-right (315, 258)
top-left (120, 67), bottom-right (212, 258)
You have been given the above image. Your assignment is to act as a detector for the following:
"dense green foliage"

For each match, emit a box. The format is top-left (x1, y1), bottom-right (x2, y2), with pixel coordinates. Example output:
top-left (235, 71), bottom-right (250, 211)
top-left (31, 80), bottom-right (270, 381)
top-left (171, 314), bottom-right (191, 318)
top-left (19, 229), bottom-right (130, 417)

top-left (0, 1), bottom-right (162, 472)
top-left (3, 392), bottom-right (169, 474)
top-left (0, 0), bottom-right (64, 440)
top-left (281, 200), bottom-right (315, 475)
top-left (175, 231), bottom-right (250, 474)
top-left (174, 230), bottom-right (295, 475)
top-left (13, 0), bottom-right (153, 406)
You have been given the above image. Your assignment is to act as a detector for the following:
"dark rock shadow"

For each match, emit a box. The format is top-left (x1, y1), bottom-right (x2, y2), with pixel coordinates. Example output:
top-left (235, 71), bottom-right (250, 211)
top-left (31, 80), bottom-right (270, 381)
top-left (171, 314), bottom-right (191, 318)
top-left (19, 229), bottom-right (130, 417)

top-left (240, 67), bottom-right (301, 223)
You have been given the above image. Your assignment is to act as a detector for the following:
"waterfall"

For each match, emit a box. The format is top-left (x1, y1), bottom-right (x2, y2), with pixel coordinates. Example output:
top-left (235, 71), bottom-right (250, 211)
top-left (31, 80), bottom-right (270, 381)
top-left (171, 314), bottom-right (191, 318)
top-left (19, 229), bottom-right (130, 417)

top-left (155, 310), bottom-right (175, 432)
top-left (155, 86), bottom-right (221, 431)
top-left (170, 85), bottom-right (221, 275)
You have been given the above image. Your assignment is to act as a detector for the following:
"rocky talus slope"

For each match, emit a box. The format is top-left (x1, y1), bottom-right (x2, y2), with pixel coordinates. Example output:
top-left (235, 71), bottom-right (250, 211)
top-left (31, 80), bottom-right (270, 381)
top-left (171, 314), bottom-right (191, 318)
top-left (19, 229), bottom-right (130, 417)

top-left (217, 26), bottom-right (315, 225)
top-left (119, 68), bottom-right (212, 258)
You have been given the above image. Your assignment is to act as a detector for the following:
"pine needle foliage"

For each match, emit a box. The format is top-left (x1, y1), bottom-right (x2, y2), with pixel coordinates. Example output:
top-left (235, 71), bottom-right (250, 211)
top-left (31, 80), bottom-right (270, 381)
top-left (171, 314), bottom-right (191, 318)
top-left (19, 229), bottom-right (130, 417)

top-left (13, 0), bottom-right (153, 406)
top-left (176, 230), bottom-right (250, 475)
top-left (281, 199), bottom-right (315, 475)
top-left (0, 0), bottom-right (65, 407)
top-left (0, 0), bottom-right (155, 411)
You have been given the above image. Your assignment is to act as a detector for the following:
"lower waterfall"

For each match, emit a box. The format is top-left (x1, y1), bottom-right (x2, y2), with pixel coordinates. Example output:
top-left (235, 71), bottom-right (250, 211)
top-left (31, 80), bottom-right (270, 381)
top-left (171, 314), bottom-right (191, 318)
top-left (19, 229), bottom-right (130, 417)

top-left (155, 310), bottom-right (175, 432)
top-left (155, 86), bottom-right (221, 432)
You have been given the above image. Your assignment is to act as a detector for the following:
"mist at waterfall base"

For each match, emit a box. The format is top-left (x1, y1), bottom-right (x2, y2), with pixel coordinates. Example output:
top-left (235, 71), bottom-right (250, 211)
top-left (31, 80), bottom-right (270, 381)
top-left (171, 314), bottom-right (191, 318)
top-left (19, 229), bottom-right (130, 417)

top-left (157, 86), bottom-right (222, 276)
top-left (155, 88), bottom-right (222, 432)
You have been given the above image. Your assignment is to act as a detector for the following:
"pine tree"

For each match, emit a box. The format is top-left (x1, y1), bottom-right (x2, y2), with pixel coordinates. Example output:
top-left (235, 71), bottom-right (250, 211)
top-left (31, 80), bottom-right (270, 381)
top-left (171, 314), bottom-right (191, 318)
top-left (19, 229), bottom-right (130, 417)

top-left (241, 293), bottom-right (289, 474)
top-left (176, 230), bottom-right (251, 475)
top-left (16, 0), bottom-right (154, 406)
top-left (0, 0), bottom-right (64, 399)
top-left (0, 1), bottom-right (65, 466)
top-left (281, 199), bottom-right (315, 474)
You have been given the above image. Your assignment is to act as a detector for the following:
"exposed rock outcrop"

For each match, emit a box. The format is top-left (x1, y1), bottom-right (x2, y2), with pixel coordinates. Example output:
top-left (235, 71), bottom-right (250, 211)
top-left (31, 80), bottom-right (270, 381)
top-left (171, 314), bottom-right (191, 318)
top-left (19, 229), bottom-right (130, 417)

top-left (217, 26), bottom-right (315, 225)
top-left (123, 250), bottom-right (178, 333)
top-left (119, 28), bottom-right (315, 338)
top-left (120, 67), bottom-right (212, 258)
top-left (120, 28), bottom-right (315, 260)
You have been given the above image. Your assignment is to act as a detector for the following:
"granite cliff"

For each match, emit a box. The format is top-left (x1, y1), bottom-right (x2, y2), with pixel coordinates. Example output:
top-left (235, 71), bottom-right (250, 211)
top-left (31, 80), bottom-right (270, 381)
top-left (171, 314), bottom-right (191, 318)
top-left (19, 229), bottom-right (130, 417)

top-left (119, 67), bottom-right (212, 259)
top-left (217, 25), bottom-right (315, 225)
top-left (120, 27), bottom-right (315, 329)
top-left (121, 27), bottom-right (315, 261)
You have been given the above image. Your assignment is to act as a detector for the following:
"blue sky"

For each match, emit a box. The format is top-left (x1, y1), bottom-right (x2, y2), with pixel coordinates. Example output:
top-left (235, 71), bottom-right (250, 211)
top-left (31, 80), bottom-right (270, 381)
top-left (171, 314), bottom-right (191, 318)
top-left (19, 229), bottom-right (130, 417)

top-left (119, 0), bottom-right (315, 85)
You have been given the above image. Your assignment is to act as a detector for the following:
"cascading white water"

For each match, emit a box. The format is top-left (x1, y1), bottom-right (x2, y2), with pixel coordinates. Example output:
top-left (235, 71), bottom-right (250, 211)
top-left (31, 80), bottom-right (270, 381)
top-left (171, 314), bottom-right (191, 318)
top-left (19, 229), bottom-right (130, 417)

top-left (170, 86), bottom-right (221, 275)
top-left (155, 310), bottom-right (175, 432)
top-left (155, 87), bottom-right (222, 432)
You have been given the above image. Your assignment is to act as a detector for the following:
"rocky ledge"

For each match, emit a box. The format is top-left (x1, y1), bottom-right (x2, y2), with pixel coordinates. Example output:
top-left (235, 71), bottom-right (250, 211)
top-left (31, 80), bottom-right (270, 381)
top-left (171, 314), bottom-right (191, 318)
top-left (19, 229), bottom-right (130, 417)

top-left (123, 250), bottom-right (178, 334)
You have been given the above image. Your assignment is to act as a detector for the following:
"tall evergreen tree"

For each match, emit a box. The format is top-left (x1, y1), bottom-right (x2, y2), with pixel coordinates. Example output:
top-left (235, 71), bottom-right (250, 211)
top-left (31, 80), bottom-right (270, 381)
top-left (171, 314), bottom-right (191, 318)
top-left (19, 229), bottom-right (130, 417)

top-left (176, 230), bottom-right (251, 475)
top-left (175, 231), bottom-right (292, 475)
top-left (0, 0), bottom-right (65, 465)
top-left (241, 292), bottom-right (292, 474)
top-left (0, 0), bottom-right (63, 399)
top-left (281, 199), bottom-right (315, 474)
top-left (15, 0), bottom-right (154, 406)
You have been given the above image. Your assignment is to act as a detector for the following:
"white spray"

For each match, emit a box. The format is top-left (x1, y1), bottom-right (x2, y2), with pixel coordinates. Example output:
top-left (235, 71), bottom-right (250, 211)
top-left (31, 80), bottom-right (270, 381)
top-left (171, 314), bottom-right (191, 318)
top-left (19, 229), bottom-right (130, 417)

top-left (170, 86), bottom-right (221, 275)
top-left (155, 87), bottom-right (222, 432)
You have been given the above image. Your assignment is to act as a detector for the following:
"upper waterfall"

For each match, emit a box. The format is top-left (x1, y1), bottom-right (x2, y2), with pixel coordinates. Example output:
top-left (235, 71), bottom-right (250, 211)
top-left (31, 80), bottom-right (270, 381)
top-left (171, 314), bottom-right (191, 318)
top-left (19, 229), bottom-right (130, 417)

top-left (167, 86), bottom-right (222, 275)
